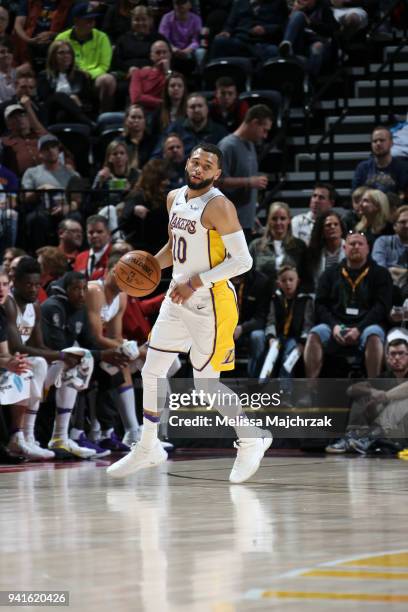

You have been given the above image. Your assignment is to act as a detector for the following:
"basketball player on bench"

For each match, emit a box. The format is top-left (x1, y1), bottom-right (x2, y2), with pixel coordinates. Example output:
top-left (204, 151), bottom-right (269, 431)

top-left (108, 143), bottom-right (272, 484)
top-left (86, 254), bottom-right (142, 449)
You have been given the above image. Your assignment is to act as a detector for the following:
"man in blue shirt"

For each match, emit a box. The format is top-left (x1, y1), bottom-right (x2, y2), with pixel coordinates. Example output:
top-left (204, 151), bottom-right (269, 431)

top-left (372, 205), bottom-right (408, 288)
top-left (352, 126), bottom-right (408, 197)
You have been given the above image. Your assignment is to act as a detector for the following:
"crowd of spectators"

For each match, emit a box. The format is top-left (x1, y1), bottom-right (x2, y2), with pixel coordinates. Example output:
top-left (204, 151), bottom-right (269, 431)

top-left (0, 0), bottom-right (407, 462)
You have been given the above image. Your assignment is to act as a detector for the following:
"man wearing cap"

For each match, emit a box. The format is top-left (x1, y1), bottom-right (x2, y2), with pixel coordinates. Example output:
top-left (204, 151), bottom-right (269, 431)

top-left (21, 134), bottom-right (78, 250)
top-left (56, 3), bottom-right (115, 112)
top-left (1, 98), bottom-right (47, 176)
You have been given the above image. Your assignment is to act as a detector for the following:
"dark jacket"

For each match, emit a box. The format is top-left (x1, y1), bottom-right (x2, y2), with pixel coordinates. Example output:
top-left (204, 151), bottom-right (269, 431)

top-left (236, 268), bottom-right (272, 334)
top-left (41, 292), bottom-right (101, 360)
top-left (224, 0), bottom-right (288, 43)
top-left (265, 289), bottom-right (314, 342)
top-left (315, 258), bottom-right (393, 331)
top-left (37, 70), bottom-right (93, 112)
top-left (153, 118), bottom-right (228, 158)
top-left (111, 32), bottom-right (167, 72)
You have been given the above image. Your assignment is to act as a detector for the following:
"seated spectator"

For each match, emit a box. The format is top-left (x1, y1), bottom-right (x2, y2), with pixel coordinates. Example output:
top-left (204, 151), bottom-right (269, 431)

top-left (278, 0), bottom-right (339, 77)
top-left (36, 246), bottom-right (68, 298)
top-left (372, 205), bottom-right (408, 295)
top-left (37, 40), bottom-right (94, 127)
top-left (111, 5), bottom-right (166, 76)
top-left (330, 0), bottom-right (369, 40)
top-left (13, 0), bottom-right (72, 66)
top-left (307, 210), bottom-right (347, 291)
top-left (2, 247), bottom-right (26, 274)
top-left (263, 264), bottom-right (314, 393)
top-left (0, 6), bottom-right (10, 44)
top-left (129, 39), bottom-right (172, 111)
top-left (249, 201), bottom-right (307, 282)
top-left (231, 266), bottom-right (272, 377)
top-left (153, 92), bottom-right (228, 157)
top-left (211, 0), bottom-right (288, 62)
top-left (0, 38), bottom-right (17, 104)
top-left (21, 134), bottom-right (78, 250)
top-left (0, 147), bottom-right (19, 253)
top-left (0, 71), bottom-right (40, 134)
top-left (1, 100), bottom-right (47, 177)
top-left (56, 3), bottom-right (116, 113)
top-left (343, 185), bottom-right (367, 231)
top-left (291, 182), bottom-right (335, 245)
top-left (150, 72), bottom-right (188, 132)
top-left (74, 214), bottom-right (112, 280)
top-left (121, 159), bottom-right (169, 252)
top-left (159, 0), bottom-right (204, 70)
top-left (57, 219), bottom-right (84, 269)
top-left (92, 140), bottom-right (139, 233)
top-left (162, 133), bottom-right (186, 189)
top-left (326, 338), bottom-right (408, 454)
top-left (217, 104), bottom-right (272, 238)
top-left (103, 0), bottom-right (139, 44)
top-left (352, 126), bottom-right (408, 198)
top-left (209, 76), bottom-right (249, 133)
top-left (355, 188), bottom-right (393, 248)
top-left (119, 104), bottom-right (157, 172)
top-left (303, 231), bottom-right (393, 379)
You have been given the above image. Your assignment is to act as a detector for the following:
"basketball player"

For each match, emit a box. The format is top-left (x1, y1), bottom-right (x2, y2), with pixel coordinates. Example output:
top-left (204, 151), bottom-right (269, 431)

top-left (108, 143), bottom-right (272, 483)
top-left (3, 257), bottom-right (95, 460)
top-left (86, 254), bottom-right (141, 449)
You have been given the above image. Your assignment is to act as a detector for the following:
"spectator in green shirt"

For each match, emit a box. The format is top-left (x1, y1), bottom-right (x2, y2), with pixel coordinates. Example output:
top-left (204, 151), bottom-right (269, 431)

top-left (56, 3), bottom-right (116, 112)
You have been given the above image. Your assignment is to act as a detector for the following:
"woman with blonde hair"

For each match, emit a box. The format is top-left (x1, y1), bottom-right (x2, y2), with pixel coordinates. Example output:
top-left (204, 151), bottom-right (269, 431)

top-left (37, 40), bottom-right (94, 126)
top-left (249, 201), bottom-right (307, 284)
top-left (355, 189), bottom-right (393, 248)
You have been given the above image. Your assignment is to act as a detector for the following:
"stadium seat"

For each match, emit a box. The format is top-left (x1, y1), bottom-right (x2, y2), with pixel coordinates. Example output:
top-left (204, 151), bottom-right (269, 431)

top-left (202, 57), bottom-right (253, 92)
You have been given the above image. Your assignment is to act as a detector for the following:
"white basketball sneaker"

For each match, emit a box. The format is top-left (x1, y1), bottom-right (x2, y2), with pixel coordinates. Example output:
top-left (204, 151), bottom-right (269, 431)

top-left (25, 435), bottom-right (56, 460)
top-left (7, 432), bottom-right (55, 461)
top-left (229, 435), bottom-right (272, 484)
top-left (107, 441), bottom-right (168, 478)
top-left (48, 437), bottom-right (96, 459)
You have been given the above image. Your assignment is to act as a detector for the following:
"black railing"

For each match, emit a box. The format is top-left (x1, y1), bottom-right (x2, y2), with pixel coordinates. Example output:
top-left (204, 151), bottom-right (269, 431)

top-left (0, 188), bottom-right (129, 256)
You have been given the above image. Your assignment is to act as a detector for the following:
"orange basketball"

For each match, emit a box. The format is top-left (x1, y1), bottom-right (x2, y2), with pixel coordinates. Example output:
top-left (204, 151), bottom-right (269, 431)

top-left (113, 250), bottom-right (161, 297)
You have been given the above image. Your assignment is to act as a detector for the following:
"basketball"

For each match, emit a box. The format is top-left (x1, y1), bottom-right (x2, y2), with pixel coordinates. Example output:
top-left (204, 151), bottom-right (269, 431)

top-left (113, 250), bottom-right (161, 297)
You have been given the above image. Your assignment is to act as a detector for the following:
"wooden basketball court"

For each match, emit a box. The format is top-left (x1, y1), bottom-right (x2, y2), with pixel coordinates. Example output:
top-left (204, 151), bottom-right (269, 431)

top-left (0, 452), bottom-right (407, 611)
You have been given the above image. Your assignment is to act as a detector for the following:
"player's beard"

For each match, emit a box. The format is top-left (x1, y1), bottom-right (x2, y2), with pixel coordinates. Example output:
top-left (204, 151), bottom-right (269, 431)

top-left (185, 172), bottom-right (214, 191)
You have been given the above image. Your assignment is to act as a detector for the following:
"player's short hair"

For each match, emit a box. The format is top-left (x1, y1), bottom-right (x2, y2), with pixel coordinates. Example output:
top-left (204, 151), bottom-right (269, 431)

top-left (14, 256), bottom-right (41, 282)
top-left (86, 215), bottom-right (109, 229)
top-left (189, 143), bottom-right (223, 168)
top-left (244, 104), bottom-right (274, 124)
top-left (62, 271), bottom-right (86, 290)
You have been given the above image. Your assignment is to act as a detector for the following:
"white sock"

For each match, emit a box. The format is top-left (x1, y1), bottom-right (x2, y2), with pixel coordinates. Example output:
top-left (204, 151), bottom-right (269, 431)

top-left (52, 408), bottom-right (72, 440)
top-left (117, 385), bottom-right (140, 431)
top-left (70, 427), bottom-right (84, 440)
top-left (140, 414), bottom-right (159, 449)
top-left (23, 401), bottom-right (40, 440)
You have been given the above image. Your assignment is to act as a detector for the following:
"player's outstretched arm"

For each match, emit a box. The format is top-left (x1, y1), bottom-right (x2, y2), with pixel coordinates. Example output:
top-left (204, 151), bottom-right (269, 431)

top-left (154, 190), bottom-right (177, 269)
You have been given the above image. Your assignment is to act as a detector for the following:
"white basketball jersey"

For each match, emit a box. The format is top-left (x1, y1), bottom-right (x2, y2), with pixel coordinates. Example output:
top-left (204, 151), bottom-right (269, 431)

top-left (89, 279), bottom-right (120, 323)
top-left (12, 297), bottom-right (36, 344)
top-left (169, 185), bottom-right (226, 287)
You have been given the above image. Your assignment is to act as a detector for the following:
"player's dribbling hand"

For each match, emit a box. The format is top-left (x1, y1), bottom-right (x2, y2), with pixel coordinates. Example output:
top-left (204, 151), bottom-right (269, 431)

top-left (169, 282), bottom-right (194, 304)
